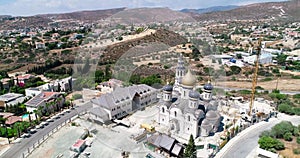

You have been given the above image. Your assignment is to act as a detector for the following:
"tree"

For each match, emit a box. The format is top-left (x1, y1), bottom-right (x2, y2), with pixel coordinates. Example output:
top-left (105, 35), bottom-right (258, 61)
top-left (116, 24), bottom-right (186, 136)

top-left (33, 109), bottom-right (39, 121)
top-left (184, 135), bottom-right (197, 158)
top-left (230, 66), bottom-right (242, 75)
top-left (258, 136), bottom-right (285, 151)
top-left (283, 132), bottom-right (293, 141)
top-left (271, 121), bottom-right (294, 138)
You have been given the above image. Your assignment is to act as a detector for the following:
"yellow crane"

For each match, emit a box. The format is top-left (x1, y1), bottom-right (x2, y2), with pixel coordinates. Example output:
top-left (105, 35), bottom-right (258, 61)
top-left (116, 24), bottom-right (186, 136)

top-left (248, 38), bottom-right (262, 118)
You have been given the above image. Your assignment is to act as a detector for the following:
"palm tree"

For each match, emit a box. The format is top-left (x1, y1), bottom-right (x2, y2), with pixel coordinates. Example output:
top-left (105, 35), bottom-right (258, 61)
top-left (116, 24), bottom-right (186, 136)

top-left (27, 112), bottom-right (32, 125)
top-left (0, 117), bottom-right (9, 143)
top-left (33, 110), bottom-right (39, 122)
top-left (56, 97), bottom-right (63, 111)
top-left (45, 102), bottom-right (51, 116)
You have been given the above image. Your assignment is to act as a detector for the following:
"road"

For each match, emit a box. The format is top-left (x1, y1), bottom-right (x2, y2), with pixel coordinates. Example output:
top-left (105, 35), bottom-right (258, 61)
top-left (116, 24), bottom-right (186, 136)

top-left (216, 114), bottom-right (300, 158)
top-left (1, 102), bottom-right (92, 158)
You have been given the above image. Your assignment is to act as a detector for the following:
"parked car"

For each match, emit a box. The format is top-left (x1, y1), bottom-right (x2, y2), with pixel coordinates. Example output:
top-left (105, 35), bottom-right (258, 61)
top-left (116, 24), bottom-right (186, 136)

top-left (21, 133), bottom-right (31, 138)
top-left (30, 129), bottom-right (37, 134)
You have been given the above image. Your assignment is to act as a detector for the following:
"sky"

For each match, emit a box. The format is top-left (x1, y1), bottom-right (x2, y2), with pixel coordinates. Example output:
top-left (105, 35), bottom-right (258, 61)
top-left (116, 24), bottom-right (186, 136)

top-left (0, 0), bottom-right (288, 16)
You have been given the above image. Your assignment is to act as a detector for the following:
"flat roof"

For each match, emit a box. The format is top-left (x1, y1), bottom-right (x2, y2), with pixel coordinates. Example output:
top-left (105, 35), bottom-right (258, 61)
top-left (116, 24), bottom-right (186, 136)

top-left (0, 93), bottom-right (24, 102)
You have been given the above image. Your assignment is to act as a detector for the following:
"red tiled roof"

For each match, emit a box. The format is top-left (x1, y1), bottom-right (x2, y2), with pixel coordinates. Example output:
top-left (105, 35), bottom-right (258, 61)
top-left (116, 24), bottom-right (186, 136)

top-left (5, 116), bottom-right (22, 125)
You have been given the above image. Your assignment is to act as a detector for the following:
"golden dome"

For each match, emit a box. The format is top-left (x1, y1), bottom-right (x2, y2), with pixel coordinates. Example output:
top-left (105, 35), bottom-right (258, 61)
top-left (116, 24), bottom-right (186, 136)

top-left (181, 69), bottom-right (196, 87)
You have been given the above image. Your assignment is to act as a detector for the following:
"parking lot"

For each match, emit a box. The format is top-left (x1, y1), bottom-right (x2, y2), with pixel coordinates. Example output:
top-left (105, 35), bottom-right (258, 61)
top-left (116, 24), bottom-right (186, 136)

top-left (26, 105), bottom-right (160, 158)
top-left (28, 124), bottom-right (86, 158)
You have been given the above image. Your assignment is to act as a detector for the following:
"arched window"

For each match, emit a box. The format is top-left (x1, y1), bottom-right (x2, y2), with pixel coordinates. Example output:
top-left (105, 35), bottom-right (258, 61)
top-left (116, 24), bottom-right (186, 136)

top-left (174, 111), bottom-right (177, 117)
top-left (183, 91), bottom-right (186, 97)
top-left (162, 107), bottom-right (165, 113)
top-left (188, 115), bottom-right (190, 121)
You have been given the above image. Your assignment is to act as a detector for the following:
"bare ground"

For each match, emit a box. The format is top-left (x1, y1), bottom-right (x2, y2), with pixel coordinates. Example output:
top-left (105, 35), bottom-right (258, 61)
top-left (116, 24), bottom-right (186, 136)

top-left (216, 79), bottom-right (300, 91)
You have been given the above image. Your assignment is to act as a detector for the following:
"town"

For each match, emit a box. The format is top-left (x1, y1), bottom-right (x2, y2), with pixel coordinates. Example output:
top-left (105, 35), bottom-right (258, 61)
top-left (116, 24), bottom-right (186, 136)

top-left (0, 1), bottom-right (300, 158)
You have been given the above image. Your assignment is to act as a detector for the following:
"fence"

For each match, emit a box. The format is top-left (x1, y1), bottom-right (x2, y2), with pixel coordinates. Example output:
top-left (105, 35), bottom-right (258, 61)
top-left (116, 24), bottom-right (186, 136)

top-left (21, 114), bottom-right (80, 158)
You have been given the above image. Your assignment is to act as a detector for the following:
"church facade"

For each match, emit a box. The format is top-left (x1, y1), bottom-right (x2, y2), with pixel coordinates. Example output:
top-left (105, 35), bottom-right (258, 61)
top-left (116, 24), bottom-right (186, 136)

top-left (157, 54), bottom-right (221, 138)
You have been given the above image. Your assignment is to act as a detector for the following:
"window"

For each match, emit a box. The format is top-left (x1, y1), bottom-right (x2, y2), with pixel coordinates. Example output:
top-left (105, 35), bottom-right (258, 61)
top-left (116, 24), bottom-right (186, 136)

top-left (184, 91), bottom-right (186, 97)
top-left (188, 115), bottom-right (190, 121)
top-left (162, 107), bottom-right (165, 113)
top-left (174, 111), bottom-right (177, 117)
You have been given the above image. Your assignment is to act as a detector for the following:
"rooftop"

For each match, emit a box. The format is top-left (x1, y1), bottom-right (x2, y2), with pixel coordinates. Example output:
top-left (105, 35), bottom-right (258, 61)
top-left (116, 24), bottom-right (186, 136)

top-left (0, 93), bottom-right (24, 102)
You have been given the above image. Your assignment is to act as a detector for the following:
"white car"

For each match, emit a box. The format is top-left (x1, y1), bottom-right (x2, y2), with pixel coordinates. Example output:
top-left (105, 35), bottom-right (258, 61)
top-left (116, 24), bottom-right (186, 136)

top-left (36, 124), bottom-right (44, 129)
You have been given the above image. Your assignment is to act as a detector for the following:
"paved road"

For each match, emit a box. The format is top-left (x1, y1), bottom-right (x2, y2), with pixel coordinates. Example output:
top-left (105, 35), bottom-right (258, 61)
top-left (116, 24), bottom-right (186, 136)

top-left (217, 114), bottom-right (300, 158)
top-left (1, 102), bottom-right (92, 158)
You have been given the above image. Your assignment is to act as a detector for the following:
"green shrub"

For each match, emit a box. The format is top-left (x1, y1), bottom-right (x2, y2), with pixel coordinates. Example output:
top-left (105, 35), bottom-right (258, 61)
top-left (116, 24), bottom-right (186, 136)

top-left (261, 77), bottom-right (273, 82)
top-left (283, 132), bottom-right (293, 141)
top-left (258, 136), bottom-right (285, 150)
top-left (297, 137), bottom-right (300, 144)
top-left (271, 121), bottom-right (294, 138)
top-left (293, 148), bottom-right (300, 155)
top-left (293, 94), bottom-right (300, 99)
top-left (230, 66), bottom-right (241, 75)
top-left (72, 94), bottom-right (82, 100)
top-left (292, 75), bottom-right (300, 79)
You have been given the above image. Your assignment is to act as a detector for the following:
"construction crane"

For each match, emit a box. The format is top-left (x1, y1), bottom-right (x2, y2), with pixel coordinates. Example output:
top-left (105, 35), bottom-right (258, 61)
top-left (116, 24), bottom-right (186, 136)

top-left (248, 38), bottom-right (262, 118)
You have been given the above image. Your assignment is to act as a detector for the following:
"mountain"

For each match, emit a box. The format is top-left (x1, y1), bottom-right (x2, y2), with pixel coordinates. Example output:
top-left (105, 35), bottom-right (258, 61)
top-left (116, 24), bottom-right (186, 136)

top-left (0, 8), bottom-right (125, 30)
top-left (108, 7), bottom-right (196, 24)
top-left (180, 5), bottom-right (239, 14)
top-left (190, 0), bottom-right (300, 21)
top-left (38, 8), bottom-right (125, 22)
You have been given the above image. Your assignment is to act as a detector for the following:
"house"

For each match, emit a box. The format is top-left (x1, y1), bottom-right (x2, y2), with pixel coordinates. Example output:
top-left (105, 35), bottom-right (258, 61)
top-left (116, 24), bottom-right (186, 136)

top-left (146, 133), bottom-right (184, 158)
top-left (15, 74), bottom-right (35, 86)
top-left (35, 42), bottom-right (46, 49)
top-left (5, 115), bottom-right (22, 126)
top-left (89, 84), bottom-right (157, 123)
top-left (96, 79), bottom-right (123, 93)
top-left (0, 78), bottom-right (11, 90)
top-left (0, 93), bottom-right (26, 108)
top-left (25, 92), bottom-right (65, 113)
top-left (0, 112), bottom-right (22, 126)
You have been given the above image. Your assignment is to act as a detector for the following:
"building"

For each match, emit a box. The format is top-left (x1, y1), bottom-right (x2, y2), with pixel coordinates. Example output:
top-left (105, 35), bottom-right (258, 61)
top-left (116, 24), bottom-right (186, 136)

top-left (25, 77), bottom-right (73, 97)
top-left (157, 55), bottom-right (221, 139)
top-left (96, 79), bottom-right (123, 93)
top-left (35, 42), bottom-right (46, 49)
top-left (0, 93), bottom-right (26, 109)
top-left (243, 53), bottom-right (273, 65)
top-left (146, 133), bottom-right (184, 158)
top-left (25, 92), bottom-right (65, 113)
top-left (15, 74), bottom-right (35, 86)
top-left (89, 84), bottom-right (158, 123)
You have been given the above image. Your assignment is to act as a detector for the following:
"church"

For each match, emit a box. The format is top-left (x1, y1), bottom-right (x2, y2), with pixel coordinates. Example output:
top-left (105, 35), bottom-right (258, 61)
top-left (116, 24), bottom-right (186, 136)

top-left (157, 54), bottom-right (221, 139)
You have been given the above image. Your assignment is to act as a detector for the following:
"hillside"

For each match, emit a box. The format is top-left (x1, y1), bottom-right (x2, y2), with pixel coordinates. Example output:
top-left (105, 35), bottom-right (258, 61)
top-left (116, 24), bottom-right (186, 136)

top-left (0, 8), bottom-right (125, 30)
top-left (180, 5), bottom-right (239, 14)
top-left (191, 0), bottom-right (300, 21)
top-left (108, 7), bottom-right (195, 24)
top-left (39, 8), bottom-right (125, 22)
top-left (100, 29), bottom-right (187, 63)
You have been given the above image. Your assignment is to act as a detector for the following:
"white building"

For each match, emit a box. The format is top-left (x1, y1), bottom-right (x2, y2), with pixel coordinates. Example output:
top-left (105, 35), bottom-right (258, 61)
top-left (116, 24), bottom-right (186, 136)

top-left (89, 84), bottom-right (158, 123)
top-left (157, 57), bottom-right (221, 139)
top-left (243, 53), bottom-right (273, 65)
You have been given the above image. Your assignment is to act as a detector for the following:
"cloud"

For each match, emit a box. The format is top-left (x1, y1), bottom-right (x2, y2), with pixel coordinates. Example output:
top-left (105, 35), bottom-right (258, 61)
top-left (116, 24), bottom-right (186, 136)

top-left (0, 0), bottom-right (288, 16)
